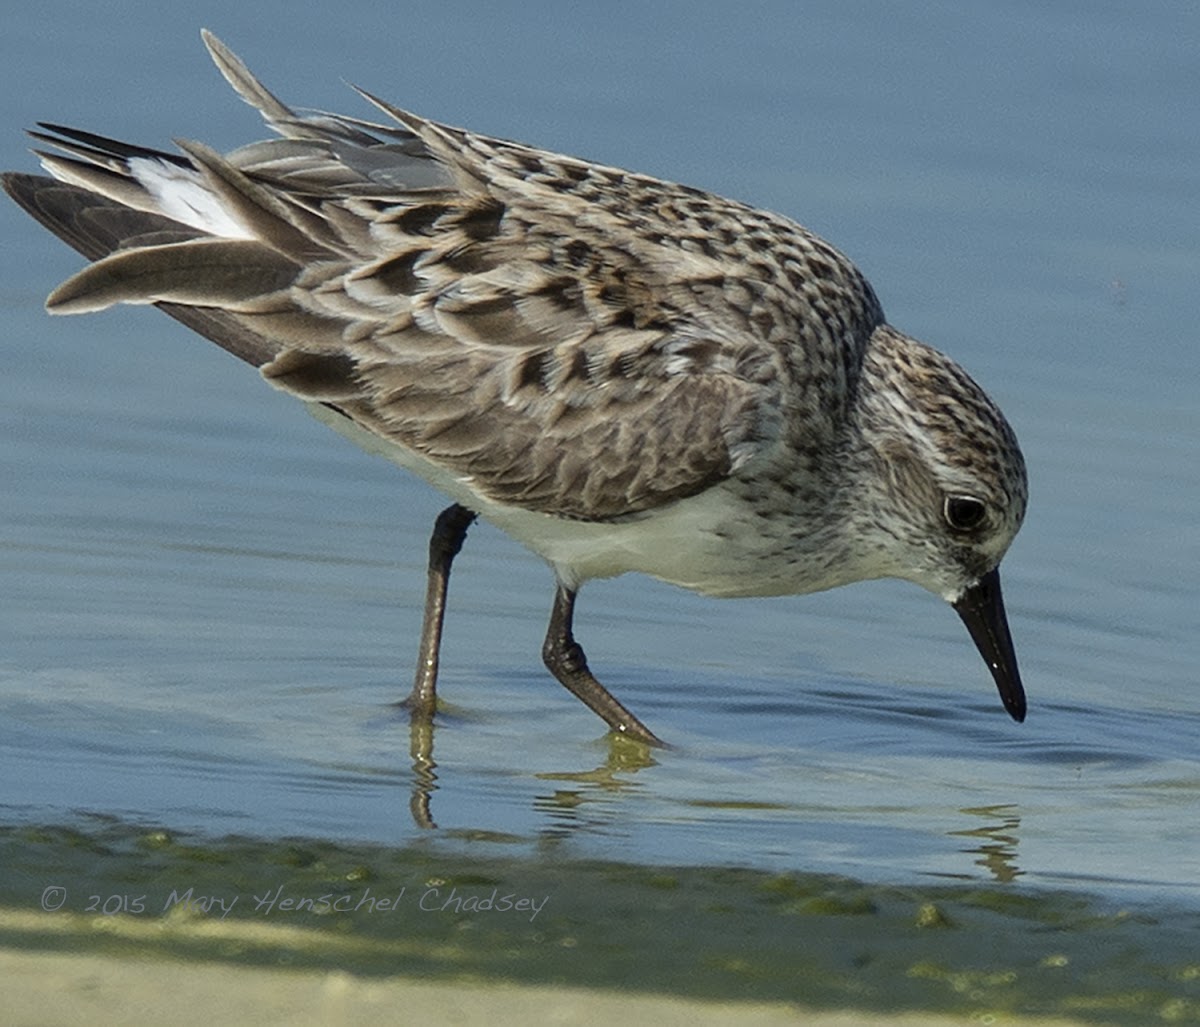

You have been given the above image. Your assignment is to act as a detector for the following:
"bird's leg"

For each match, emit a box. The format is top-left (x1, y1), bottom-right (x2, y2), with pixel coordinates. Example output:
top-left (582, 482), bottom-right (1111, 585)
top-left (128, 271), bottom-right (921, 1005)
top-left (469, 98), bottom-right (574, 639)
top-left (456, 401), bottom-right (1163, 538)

top-left (404, 504), bottom-right (473, 831)
top-left (405, 503), bottom-right (476, 715)
top-left (542, 584), bottom-right (666, 747)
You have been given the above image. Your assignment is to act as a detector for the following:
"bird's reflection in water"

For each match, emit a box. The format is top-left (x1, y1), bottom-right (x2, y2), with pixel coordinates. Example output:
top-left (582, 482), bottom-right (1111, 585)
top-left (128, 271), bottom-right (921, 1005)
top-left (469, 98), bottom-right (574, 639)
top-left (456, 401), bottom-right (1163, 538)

top-left (407, 712), bottom-right (439, 829)
top-left (532, 741), bottom-right (658, 843)
top-left (948, 804), bottom-right (1023, 883)
top-left (404, 707), bottom-right (657, 831)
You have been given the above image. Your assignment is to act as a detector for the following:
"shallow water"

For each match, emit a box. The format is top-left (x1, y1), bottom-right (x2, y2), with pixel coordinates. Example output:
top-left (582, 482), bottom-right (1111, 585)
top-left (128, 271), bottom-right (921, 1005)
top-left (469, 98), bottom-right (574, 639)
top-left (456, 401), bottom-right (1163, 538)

top-left (1, 0), bottom-right (1198, 985)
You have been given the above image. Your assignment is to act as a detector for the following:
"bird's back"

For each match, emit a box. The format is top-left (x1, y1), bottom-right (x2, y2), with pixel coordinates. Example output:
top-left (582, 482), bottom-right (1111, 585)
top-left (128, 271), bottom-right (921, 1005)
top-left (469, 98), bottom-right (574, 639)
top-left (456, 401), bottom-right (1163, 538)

top-left (6, 31), bottom-right (887, 531)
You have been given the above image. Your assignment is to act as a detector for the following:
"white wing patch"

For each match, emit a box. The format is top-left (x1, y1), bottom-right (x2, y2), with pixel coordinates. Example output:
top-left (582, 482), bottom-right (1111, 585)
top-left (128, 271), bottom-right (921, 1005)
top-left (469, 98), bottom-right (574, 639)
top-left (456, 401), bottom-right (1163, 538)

top-left (127, 156), bottom-right (252, 239)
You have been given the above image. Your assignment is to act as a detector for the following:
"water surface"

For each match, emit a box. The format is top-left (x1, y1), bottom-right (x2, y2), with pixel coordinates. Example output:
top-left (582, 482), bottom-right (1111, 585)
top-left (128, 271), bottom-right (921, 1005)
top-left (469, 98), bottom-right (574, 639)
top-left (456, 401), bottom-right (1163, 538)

top-left (1, 2), bottom-right (1197, 1014)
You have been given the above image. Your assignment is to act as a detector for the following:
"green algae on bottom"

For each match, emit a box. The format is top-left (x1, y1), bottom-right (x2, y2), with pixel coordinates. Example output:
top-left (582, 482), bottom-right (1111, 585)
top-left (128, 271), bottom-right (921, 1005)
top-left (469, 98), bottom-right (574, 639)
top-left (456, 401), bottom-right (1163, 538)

top-left (0, 820), bottom-right (1197, 1025)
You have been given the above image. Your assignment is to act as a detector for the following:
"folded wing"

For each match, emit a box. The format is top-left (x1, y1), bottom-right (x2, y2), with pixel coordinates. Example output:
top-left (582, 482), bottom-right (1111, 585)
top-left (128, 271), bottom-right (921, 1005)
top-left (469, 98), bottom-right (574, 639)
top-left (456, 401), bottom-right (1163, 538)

top-left (5, 32), bottom-right (785, 520)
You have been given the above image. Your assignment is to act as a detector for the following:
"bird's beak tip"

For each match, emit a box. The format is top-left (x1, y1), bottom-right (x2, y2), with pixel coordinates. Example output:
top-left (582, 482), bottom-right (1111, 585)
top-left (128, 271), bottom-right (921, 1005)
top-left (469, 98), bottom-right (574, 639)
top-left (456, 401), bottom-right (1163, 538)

top-left (953, 567), bottom-right (1027, 722)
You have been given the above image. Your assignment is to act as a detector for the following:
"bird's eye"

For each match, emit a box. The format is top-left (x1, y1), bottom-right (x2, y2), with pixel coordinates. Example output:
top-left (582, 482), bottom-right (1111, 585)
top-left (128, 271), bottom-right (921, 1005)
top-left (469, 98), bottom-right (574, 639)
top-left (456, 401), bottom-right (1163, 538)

top-left (943, 495), bottom-right (987, 532)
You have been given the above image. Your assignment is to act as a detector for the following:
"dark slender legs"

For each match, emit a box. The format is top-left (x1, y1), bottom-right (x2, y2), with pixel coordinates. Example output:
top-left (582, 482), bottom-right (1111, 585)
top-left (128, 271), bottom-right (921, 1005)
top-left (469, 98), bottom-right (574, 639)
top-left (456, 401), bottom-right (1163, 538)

top-left (405, 503), bottom-right (476, 714)
top-left (405, 503), bottom-right (663, 747)
top-left (542, 584), bottom-right (664, 747)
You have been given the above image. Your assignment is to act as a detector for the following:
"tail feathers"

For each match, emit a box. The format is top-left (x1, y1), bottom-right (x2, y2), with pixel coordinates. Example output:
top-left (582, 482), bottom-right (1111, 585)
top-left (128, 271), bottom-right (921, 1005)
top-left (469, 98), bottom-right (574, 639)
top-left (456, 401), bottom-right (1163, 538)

top-left (2, 170), bottom-right (297, 316)
top-left (32, 122), bottom-right (191, 171)
top-left (3, 171), bottom-right (286, 368)
top-left (25, 122), bottom-right (258, 240)
top-left (27, 123), bottom-right (208, 226)
top-left (2, 32), bottom-right (496, 373)
top-left (2, 171), bottom-right (196, 261)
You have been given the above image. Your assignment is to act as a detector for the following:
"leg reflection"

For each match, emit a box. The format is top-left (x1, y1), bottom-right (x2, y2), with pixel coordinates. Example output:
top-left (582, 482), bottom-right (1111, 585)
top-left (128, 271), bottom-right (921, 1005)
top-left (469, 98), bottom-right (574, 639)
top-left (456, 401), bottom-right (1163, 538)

top-left (951, 805), bottom-right (1023, 883)
top-left (408, 711), bottom-right (438, 830)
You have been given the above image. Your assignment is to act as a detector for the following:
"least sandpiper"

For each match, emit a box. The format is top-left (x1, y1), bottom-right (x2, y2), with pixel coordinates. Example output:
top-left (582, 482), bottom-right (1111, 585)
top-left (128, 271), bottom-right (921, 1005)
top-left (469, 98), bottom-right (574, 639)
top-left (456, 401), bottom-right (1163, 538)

top-left (4, 31), bottom-right (1028, 746)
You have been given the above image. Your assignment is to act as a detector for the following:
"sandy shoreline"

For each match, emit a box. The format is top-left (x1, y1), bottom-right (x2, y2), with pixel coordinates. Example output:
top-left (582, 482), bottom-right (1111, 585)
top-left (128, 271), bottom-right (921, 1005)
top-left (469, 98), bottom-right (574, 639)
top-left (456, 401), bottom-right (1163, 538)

top-left (1, 946), bottom-right (1090, 1027)
top-left (4, 822), bottom-right (1191, 1023)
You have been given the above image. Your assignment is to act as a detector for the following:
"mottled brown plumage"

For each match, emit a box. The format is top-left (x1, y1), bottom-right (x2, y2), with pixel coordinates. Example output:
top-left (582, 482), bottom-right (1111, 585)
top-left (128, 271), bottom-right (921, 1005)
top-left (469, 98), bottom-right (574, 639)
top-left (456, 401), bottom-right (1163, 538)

top-left (3, 32), bottom-right (1029, 745)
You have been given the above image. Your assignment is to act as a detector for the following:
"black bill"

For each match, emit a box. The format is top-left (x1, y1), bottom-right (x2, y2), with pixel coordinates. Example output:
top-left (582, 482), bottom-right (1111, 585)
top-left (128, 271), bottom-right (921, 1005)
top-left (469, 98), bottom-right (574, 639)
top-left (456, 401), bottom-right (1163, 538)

top-left (952, 567), bottom-right (1026, 722)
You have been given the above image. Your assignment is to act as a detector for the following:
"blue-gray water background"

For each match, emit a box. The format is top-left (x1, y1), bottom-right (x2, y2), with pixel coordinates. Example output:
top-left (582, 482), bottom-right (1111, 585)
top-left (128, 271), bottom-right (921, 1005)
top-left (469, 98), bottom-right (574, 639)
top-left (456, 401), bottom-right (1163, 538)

top-left (1, 1), bottom-right (1197, 913)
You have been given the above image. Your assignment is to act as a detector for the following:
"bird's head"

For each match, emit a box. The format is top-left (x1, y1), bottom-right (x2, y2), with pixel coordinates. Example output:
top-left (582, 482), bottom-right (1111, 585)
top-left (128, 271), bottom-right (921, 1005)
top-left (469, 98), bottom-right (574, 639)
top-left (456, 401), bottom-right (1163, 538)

top-left (847, 325), bottom-right (1028, 719)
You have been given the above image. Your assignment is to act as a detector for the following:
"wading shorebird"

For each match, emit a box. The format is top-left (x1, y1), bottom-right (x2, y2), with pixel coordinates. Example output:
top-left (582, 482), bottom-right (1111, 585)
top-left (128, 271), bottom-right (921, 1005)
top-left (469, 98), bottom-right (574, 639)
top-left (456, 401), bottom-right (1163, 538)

top-left (4, 31), bottom-right (1028, 747)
